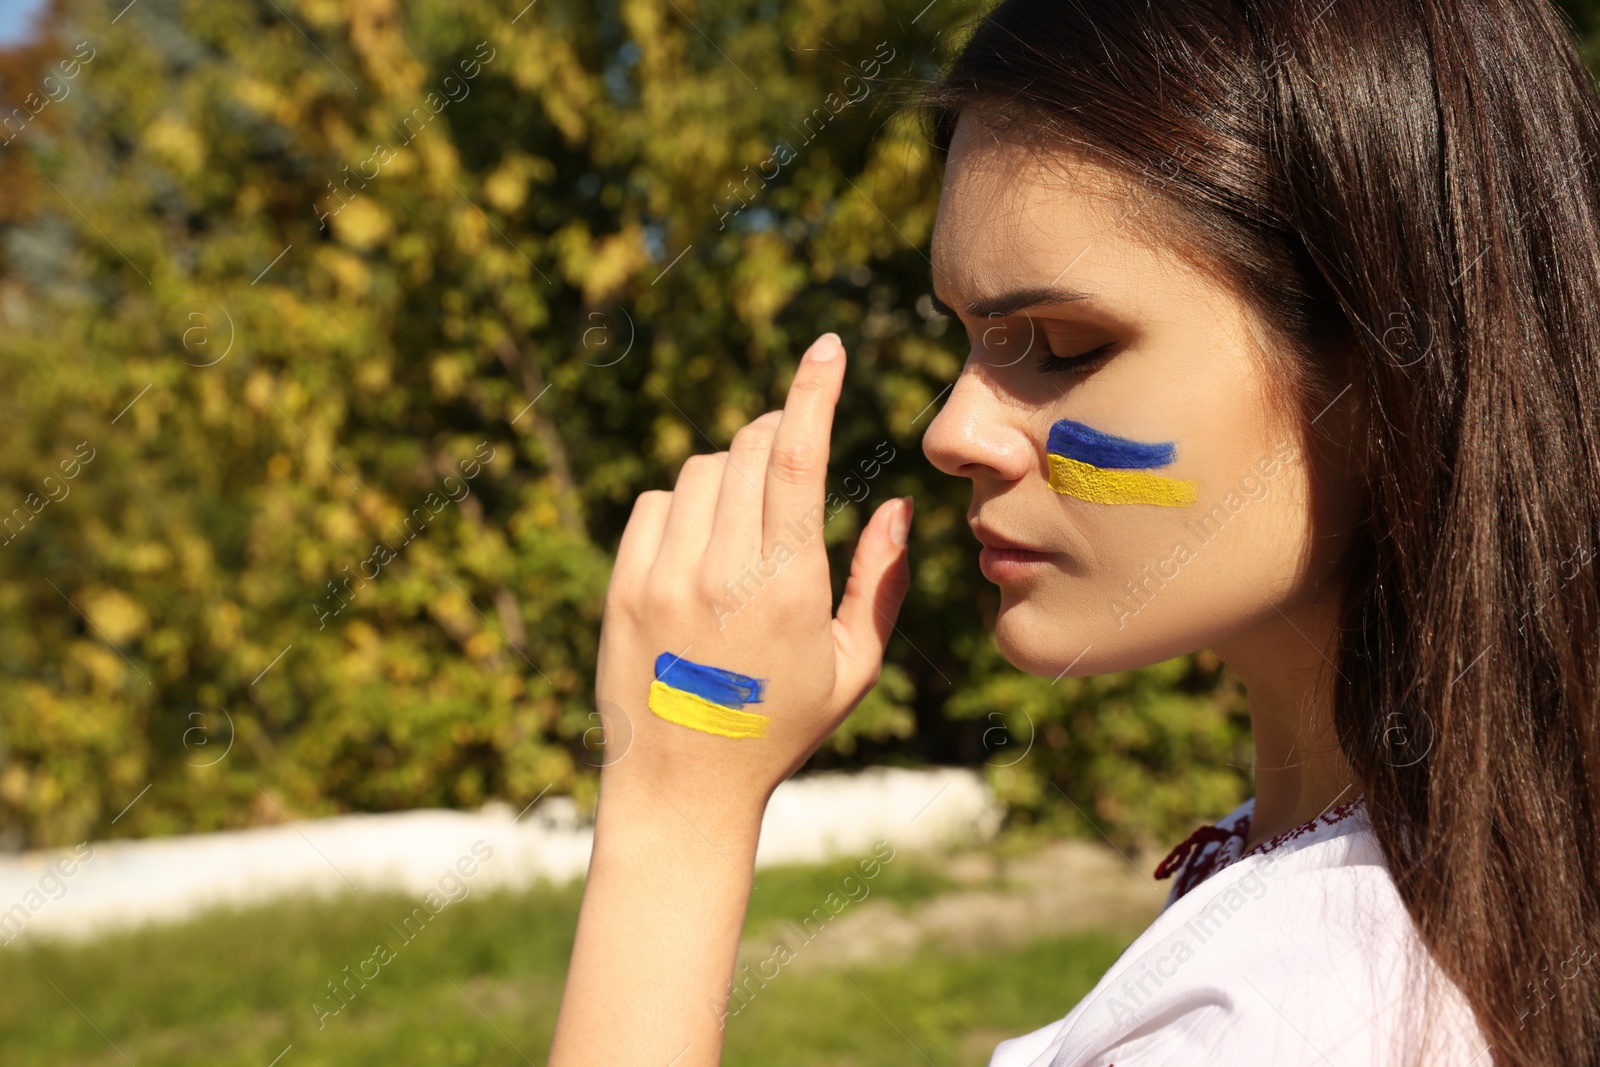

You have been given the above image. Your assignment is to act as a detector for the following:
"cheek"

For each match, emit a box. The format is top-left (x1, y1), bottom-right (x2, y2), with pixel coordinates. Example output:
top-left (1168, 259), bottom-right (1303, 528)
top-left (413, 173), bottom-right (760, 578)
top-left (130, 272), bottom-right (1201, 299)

top-left (1001, 449), bottom-right (1315, 674)
top-left (995, 359), bottom-right (1316, 674)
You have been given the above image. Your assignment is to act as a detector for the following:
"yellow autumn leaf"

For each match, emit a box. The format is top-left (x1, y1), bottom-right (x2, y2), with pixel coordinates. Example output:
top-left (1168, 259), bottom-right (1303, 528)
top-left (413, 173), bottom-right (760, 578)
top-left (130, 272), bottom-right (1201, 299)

top-left (330, 196), bottom-right (392, 251)
top-left (83, 588), bottom-right (148, 645)
top-left (144, 114), bottom-right (205, 175)
top-left (582, 226), bottom-right (648, 305)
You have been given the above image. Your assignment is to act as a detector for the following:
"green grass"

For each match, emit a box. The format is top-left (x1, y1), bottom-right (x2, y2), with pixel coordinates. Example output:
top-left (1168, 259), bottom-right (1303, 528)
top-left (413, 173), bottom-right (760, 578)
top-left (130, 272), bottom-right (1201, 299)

top-left (741, 849), bottom-right (958, 932)
top-left (0, 858), bottom-right (1137, 1067)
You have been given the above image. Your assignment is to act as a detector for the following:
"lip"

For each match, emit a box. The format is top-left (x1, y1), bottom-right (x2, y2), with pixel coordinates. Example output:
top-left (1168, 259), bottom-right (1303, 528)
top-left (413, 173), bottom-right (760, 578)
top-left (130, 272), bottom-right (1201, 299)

top-left (971, 523), bottom-right (1058, 584)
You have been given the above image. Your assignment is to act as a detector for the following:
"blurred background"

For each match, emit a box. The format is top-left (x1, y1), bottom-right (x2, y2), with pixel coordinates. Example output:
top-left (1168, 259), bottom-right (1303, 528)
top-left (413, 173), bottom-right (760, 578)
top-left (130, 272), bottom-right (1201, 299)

top-left (1, 0), bottom-right (1596, 1063)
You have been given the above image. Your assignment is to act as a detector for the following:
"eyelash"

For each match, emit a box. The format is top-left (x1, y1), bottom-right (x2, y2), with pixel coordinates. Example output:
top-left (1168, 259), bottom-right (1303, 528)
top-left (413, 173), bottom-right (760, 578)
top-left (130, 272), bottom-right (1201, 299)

top-left (1036, 341), bottom-right (1116, 377)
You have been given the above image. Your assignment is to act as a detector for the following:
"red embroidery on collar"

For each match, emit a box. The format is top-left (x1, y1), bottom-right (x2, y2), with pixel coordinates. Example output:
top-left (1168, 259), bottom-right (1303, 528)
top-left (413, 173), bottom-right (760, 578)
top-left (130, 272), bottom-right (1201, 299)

top-left (1237, 796), bottom-right (1366, 862)
top-left (1154, 820), bottom-right (1248, 901)
top-left (1153, 796), bottom-right (1366, 903)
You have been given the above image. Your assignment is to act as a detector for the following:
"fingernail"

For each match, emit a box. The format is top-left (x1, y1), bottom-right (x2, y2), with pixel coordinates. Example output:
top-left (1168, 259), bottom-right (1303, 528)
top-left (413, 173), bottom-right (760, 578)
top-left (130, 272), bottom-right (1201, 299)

top-left (889, 497), bottom-right (912, 546)
top-left (808, 333), bottom-right (841, 362)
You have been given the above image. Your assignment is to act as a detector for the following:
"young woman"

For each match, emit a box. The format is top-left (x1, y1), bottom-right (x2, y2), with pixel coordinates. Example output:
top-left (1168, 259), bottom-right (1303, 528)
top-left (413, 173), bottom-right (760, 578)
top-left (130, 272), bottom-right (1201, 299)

top-left (548, 0), bottom-right (1600, 1064)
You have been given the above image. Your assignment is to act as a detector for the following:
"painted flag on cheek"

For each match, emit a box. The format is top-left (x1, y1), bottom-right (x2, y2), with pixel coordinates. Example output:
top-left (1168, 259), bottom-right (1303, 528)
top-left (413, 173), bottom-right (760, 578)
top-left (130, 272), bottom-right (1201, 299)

top-left (1045, 419), bottom-right (1198, 508)
top-left (648, 652), bottom-right (771, 739)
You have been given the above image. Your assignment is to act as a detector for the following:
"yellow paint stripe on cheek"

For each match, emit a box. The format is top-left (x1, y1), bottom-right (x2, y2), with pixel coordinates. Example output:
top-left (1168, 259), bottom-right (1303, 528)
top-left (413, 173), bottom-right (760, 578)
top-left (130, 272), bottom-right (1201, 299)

top-left (1047, 454), bottom-right (1199, 508)
top-left (648, 679), bottom-right (772, 739)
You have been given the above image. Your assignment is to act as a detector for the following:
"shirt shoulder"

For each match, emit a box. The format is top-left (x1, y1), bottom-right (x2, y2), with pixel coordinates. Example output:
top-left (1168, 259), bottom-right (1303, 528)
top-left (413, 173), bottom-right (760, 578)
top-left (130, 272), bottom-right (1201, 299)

top-left (989, 796), bottom-right (1489, 1067)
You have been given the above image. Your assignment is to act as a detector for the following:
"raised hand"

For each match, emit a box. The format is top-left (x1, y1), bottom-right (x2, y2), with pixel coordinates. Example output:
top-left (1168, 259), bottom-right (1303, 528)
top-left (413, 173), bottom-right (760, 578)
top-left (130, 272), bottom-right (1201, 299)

top-left (592, 331), bottom-right (914, 815)
top-left (549, 332), bottom-right (914, 1067)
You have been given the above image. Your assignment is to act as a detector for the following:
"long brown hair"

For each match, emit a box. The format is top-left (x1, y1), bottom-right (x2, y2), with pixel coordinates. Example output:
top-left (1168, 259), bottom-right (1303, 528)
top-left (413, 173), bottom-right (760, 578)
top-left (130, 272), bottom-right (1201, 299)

top-left (915, 0), bottom-right (1600, 1062)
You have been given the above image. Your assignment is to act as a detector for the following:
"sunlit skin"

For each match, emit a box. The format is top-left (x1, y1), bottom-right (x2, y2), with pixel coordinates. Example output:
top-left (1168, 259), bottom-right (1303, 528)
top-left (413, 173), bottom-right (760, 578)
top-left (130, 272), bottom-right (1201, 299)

top-left (921, 108), bottom-right (1365, 849)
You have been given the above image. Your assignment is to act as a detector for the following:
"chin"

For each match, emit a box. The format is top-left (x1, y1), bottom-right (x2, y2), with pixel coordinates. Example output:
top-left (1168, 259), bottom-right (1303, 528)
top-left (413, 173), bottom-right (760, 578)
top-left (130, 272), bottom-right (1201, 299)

top-left (992, 593), bottom-right (1095, 677)
top-left (993, 586), bottom-right (1213, 679)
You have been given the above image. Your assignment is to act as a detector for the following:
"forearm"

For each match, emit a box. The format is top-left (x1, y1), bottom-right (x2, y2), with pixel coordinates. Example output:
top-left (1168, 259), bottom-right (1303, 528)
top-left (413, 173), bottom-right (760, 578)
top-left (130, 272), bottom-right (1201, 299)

top-left (548, 777), bottom-right (764, 1067)
top-left (550, 334), bottom-right (909, 1063)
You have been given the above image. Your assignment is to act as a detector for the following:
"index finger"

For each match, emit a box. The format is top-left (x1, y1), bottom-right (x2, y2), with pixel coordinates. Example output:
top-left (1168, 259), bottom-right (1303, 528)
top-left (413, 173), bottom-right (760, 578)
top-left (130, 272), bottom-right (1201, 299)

top-left (762, 332), bottom-right (846, 555)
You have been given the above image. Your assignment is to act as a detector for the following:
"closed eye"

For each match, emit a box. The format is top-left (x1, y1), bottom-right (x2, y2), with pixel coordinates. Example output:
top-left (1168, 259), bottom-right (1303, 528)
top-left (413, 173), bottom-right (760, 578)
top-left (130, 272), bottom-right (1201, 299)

top-left (1037, 341), bottom-right (1116, 377)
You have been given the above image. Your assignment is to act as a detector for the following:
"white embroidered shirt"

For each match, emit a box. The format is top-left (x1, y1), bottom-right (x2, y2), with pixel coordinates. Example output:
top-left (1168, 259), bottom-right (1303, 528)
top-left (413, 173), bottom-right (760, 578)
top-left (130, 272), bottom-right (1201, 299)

top-left (987, 795), bottom-right (1489, 1066)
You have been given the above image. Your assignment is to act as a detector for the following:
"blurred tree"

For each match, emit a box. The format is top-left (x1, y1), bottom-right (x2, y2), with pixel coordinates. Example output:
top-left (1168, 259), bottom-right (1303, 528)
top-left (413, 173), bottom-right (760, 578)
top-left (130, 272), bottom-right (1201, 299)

top-left (0, 0), bottom-right (1348, 852)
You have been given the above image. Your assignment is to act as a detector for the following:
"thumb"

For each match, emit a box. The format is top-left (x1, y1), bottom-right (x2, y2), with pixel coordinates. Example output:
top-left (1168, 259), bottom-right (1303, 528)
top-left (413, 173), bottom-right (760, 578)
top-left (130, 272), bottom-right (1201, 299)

top-left (832, 496), bottom-right (913, 702)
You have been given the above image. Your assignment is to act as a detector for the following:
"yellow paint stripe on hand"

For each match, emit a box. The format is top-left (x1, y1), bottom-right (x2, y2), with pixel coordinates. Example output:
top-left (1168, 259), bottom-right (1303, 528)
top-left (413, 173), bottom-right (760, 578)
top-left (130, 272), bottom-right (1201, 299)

top-left (1047, 454), bottom-right (1198, 508)
top-left (648, 679), bottom-right (771, 739)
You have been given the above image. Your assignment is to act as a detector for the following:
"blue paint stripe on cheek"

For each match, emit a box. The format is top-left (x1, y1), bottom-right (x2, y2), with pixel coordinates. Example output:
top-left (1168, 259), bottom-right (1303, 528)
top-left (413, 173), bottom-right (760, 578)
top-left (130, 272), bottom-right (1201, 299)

top-left (1046, 419), bottom-right (1176, 469)
top-left (654, 652), bottom-right (766, 707)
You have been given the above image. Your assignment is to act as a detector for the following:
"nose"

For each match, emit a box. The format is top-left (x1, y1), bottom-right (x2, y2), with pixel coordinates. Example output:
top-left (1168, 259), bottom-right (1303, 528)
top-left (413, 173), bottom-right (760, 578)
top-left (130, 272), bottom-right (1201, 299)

top-left (921, 363), bottom-right (1036, 484)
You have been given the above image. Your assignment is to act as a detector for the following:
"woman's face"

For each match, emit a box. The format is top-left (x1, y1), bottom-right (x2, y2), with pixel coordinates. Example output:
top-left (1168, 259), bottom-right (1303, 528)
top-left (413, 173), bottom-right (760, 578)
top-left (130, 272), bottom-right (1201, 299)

top-left (922, 108), bottom-right (1361, 679)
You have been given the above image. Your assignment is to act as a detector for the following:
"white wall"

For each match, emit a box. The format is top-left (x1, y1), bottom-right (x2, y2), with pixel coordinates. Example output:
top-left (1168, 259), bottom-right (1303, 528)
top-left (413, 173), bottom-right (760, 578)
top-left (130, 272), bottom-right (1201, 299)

top-left (0, 766), bottom-right (1003, 944)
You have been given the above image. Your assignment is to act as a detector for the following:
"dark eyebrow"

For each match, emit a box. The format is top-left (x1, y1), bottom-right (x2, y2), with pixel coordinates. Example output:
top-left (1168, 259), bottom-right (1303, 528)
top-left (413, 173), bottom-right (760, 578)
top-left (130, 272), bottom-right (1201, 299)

top-left (927, 284), bottom-right (1095, 320)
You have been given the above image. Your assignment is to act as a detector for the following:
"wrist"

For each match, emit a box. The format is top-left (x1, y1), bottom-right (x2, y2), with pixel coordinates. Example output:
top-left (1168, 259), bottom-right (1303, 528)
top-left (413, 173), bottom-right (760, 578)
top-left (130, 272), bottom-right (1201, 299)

top-left (591, 773), bottom-right (766, 870)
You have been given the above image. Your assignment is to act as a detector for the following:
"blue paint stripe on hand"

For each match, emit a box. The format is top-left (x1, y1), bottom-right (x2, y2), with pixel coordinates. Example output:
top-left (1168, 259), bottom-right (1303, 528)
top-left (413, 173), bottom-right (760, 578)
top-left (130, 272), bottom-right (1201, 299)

top-left (1046, 419), bottom-right (1175, 470)
top-left (654, 652), bottom-right (766, 708)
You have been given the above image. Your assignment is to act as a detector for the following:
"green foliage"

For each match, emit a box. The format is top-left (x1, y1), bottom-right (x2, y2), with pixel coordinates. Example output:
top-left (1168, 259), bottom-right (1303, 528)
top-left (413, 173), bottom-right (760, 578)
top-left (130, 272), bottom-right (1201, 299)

top-left (0, 0), bottom-right (1259, 849)
top-left (1560, 0), bottom-right (1600, 70)
top-left (947, 647), bottom-right (1253, 850)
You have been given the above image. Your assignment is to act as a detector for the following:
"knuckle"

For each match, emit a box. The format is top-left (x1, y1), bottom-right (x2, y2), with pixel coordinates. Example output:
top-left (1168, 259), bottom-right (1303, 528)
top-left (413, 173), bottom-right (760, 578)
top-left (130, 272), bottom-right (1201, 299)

top-left (732, 419), bottom-right (777, 454)
top-left (693, 564), bottom-right (729, 602)
top-left (639, 574), bottom-right (686, 618)
top-left (672, 462), bottom-right (703, 491)
top-left (634, 488), bottom-right (671, 513)
top-left (604, 563), bottom-right (646, 611)
top-left (604, 583), bottom-right (644, 624)
top-left (791, 367), bottom-right (827, 395)
top-left (676, 452), bottom-right (725, 484)
top-left (768, 442), bottom-right (817, 483)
